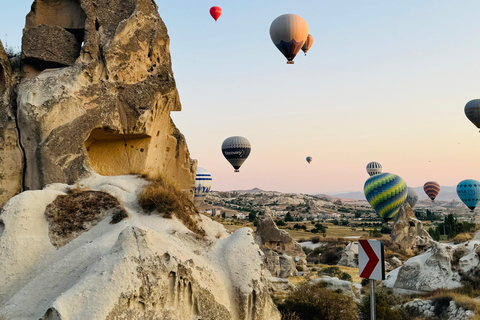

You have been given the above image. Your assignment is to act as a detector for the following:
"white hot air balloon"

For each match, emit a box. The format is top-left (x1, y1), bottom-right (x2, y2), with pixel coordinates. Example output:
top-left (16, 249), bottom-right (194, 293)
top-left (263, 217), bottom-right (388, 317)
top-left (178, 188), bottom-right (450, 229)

top-left (270, 14), bottom-right (309, 64)
top-left (194, 167), bottom-right (212, 198)
top-left (366, 161), bottom-right (382, 176)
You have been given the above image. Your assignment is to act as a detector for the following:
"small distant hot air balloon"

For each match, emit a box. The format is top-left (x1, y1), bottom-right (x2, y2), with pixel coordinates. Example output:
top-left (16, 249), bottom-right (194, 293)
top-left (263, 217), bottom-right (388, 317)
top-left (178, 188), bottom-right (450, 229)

top-left (364, 173), bottom-right (407, 221)
top-left (194, 167), bottom-right (212, 198)
top-left (301, 34), bottom-right (313, 55)
top-left (306, 156), bottom-right (312, 164)
top-left (221, 136), bottom-right (251, 172)
top-left (423, 181), bottom-right (440, 202)
top-left (465, 99), bottom-right (480, 129)
top-left (457, 179), bottom-right (480, 212)
top-left (366, 161), bottom-right (382, 176)
top-left (270, 14), bottom-right (309, 64)
top-left (210, 6), bottom-right (222, 21)
top-left (406, 187), bottom-right (419, 209)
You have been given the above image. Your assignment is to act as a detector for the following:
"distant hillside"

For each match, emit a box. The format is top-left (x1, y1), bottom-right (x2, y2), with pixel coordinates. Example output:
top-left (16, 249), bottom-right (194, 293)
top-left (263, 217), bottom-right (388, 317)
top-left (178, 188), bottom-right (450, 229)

top-left (323, 186), bottom-right (459, 202)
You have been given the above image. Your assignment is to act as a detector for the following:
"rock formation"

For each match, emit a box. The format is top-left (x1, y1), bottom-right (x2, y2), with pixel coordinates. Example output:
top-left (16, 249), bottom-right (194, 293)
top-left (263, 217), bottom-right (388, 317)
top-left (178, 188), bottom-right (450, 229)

top-left (0, 175), bottom-right (281, 320)
top-left (255, 212), bottom-right (306, 278)
top-left (384, 233), bottom-right (480, 292)
top-left (338, 241), bottom-right (358, 268)
top-left (0, 0), bottom-right (196, 206)
top-left (390, 203), bottom-right (433, 253)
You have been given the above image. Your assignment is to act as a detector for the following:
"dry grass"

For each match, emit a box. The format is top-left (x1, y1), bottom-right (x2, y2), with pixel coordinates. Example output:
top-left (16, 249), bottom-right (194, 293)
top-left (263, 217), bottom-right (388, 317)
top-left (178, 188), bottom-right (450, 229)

top-left (44, 190), bottom-right (128, 247)
top-left (138, 178), bottom-right (205, 236)
top-left (453, 232), bottom-right (473, 244)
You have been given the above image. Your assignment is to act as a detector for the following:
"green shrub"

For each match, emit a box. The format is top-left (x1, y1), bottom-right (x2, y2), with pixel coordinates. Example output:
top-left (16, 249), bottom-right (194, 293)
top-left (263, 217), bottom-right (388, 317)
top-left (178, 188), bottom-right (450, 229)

top-left (359, 287), bottom-right (409, 320)
top-left (277, 282), bottom-right (358, 320)
top-left (340, 272), bottom-right (352, 281)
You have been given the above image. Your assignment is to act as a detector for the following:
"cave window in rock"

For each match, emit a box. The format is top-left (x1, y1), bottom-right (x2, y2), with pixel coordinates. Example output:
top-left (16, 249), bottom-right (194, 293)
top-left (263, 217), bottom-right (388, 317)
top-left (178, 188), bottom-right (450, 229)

top-left (85, 128), bottom-right (151, 176)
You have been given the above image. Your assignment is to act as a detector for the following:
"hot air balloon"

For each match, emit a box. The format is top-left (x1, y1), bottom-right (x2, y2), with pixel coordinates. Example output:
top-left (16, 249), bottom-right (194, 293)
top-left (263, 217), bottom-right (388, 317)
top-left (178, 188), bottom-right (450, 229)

top-left (465, 99), bottom-right (480, 129)
top-left (210, 6), bottom-right (222, 21)
top-left (423, 181), bottom-right (440, 202)
top-left (221, 136), bottom-right (251, 172)
top-left (194, 167), bottom-right (212, 198)
top-left (301, 34), bottom-right (313, 55)
top-left (366, 161), bottom-right (382, 176)
top-left (406, 187), bottom-right (419, 209)
top-left (457, 179), bottom-right (480, 212)
top-left (306, 156), bottom-right (312, 164)
top-left (364, 173), bottom-right (407, 221)
top-left (269, 14), bottom-right (309, 64)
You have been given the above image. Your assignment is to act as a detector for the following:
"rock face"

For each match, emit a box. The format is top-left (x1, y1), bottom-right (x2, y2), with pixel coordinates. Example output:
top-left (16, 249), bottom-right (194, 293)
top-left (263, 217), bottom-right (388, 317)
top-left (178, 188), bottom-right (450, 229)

top-left (384, 234), bottom-right (480, 292)
top-left (0, 43), bottom-right (23, 207)
top-left (10, 0), bottom-right (195, 197)
top-left (255, 213), bottom-right (306, 278)
top-left (390, 203), bottom-right (433, 253)
top-left (0, 175), bottom-right (281, 320)
top-left (338, 242), bottom-right (358, 268)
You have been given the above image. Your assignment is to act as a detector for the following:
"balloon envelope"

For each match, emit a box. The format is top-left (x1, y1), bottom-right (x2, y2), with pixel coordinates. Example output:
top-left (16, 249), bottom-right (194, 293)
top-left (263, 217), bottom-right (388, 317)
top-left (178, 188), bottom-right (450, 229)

top-left (270, 14), bottom-right (309, 64)
top-left (465, 99), bottom-right (480, 129)
top-left (221, 136), bottom-right (251, 172)
top-left (406, 187), bottom-right (419, 209)
top-left (366, 161), bottom-right (382, 176)
top-left (364, 173), bottom-right (407, 221)
top-left (194, 167), bottom-right (212, 198)
top-left (306, 156), bottom-right (312, 164)
top-left (301, 34), bottom-right (314, 55)
top-left (210, 6), bottom-right (222, 21)
top-left (456, 179), bottom-right (480, 212)
top-left (423, 181), bottom-right (440, 201)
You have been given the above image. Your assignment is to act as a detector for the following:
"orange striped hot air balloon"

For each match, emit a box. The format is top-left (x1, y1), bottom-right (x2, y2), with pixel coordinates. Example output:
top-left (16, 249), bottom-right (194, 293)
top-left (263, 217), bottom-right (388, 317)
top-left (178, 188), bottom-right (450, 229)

top-left (301, 34), bottom-right (314, 55)
top-left (423, 181), bottom-right (440, 202)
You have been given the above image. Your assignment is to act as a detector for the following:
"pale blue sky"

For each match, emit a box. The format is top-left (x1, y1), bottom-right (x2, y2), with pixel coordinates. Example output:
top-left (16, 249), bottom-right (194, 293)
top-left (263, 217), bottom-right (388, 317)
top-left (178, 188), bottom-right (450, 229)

top-left (2, 1), bottom-right (480, 194)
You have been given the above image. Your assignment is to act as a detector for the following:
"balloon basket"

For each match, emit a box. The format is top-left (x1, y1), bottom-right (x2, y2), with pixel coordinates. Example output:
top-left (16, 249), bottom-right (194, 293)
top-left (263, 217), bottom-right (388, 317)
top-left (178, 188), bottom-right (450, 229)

top-left (234, 169), bottom-right (239, 173)
top-left (287, 61), bottom-right (294, 64)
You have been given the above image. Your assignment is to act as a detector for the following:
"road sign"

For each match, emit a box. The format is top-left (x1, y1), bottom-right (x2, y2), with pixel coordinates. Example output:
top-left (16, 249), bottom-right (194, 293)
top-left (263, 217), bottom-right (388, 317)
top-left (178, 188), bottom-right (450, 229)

top-left (358, 239), bottom-right (385, 280)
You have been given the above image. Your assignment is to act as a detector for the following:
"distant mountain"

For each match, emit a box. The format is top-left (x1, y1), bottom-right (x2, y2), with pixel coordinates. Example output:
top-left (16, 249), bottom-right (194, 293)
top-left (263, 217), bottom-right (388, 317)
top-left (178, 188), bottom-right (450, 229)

top-left (323, 186), bottom-right (460, 202)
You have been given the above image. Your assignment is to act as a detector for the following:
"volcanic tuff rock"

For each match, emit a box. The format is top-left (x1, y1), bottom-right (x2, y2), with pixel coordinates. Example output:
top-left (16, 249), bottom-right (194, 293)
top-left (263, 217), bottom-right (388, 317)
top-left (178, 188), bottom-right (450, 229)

top-left (0, 175), bottom-right (281, 320)
top-left (255, 212), bottom-right (306, 277)
top-left (384, 232), bottom-right (480, 292)
top-left (0, 0), bottom-right (196, 204)
top-left (390, 203), bottom-right (433, 253)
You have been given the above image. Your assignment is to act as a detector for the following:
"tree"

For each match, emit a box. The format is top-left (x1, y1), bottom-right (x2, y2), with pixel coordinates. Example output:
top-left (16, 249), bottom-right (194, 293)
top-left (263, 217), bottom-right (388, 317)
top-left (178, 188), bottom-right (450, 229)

top-left (285, 212), bottom-right (294, 222)
top-left (248, 211), bottom-right (257, 222)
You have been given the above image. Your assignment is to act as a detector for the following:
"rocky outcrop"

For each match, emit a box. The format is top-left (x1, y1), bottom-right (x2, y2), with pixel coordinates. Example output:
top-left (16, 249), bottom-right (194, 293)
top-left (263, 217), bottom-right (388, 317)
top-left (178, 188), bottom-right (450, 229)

top-left (0, 42), bottom-right (23, 207)
top-left (255, 213), bottom-right (306, 278)
top-left (338, 242), bottom-right (358, 268)
top-left (14, 0), bottom-right (195, 196)
top-left (0, 175), bottom-right (281, 320)
top-left (403, 298), bottom-right (475, 320)
top-left (391, 203), bottom-right (433, 253)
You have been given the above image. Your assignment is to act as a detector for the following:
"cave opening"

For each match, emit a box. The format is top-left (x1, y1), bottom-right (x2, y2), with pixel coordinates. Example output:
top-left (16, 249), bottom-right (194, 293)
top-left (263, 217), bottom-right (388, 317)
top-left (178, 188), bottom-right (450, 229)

top-left (85, 128), bottom-right (151, 176)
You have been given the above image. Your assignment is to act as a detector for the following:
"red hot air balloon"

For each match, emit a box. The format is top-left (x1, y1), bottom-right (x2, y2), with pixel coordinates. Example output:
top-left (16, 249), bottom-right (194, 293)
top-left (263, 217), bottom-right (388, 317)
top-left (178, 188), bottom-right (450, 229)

top-left (424, 181), bottom-right (440, 202)
top-left (210, 6), bottom-right (222, 21)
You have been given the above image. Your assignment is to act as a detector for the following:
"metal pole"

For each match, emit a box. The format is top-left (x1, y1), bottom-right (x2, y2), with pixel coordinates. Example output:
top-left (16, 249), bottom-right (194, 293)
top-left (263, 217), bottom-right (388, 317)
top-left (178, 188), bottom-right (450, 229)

top-left (370, 279), bottom-right (376, 320)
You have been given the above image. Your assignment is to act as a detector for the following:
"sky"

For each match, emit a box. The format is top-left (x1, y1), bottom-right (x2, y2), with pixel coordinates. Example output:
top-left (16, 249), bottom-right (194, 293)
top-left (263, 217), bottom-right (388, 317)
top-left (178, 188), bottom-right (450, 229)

top-left (1, 1), bottom-right (480, 194)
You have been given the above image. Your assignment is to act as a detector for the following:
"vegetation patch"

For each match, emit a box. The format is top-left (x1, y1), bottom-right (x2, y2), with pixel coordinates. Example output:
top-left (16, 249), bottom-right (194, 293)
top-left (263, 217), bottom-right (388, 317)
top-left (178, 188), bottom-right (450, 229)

top-left (276, 282), bottom-right (358, 320)
top-left (45, 190), bottom-right (128, 248)
top-left (138, 178), bottom-right (205, 236)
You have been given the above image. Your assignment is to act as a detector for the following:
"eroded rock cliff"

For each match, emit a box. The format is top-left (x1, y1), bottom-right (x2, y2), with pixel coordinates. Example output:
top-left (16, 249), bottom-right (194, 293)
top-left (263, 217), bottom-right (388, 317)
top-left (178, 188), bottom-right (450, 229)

top-left (0, 0), bottom-right (195, 203)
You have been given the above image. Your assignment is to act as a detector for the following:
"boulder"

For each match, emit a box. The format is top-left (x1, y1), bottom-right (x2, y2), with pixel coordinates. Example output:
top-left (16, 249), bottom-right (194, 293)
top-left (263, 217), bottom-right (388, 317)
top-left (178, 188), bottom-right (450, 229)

top-left (310, 276), bottom-right (356, 299)
top-left (255, 213), bottom-right (306, 277)
top-left (338, 241), bottom-right (358, 268)
top-left (16, 0), bottom-right (195, 195)
top-left (22, 25), bottom-right (81, 67)
top-left (0, 175), bottom-right (280, 320)
top-left (390, 203), bottom-right (433, 253)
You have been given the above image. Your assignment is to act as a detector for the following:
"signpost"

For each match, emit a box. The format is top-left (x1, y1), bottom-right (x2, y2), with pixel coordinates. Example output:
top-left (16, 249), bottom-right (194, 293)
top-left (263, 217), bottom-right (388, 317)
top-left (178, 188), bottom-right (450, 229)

top-left (358, 239), bottom-right (385, 320)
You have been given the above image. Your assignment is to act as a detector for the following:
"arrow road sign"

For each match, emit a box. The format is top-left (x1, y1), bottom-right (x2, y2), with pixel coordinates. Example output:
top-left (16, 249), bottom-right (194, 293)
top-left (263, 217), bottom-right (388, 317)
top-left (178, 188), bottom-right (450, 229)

top-left (358, 239), bottom-right (385, 280)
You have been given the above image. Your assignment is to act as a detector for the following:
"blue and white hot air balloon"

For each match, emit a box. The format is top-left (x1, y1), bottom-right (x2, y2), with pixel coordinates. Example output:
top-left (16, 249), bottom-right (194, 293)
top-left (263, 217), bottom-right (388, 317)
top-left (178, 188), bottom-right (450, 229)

top-left (406, 187), bottom-right (419, 209)
top-left (194, 167), bottom-right (212, 198)
top-left (457, 179), bottom-right (480, 212)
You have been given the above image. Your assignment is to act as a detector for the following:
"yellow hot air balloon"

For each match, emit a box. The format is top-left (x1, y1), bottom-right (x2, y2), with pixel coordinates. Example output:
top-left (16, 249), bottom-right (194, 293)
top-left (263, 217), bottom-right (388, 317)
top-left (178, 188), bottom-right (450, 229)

top-left (270, 14), bottom-right (309, 64)
top-left (301, 34), bottom-right (314, 55)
